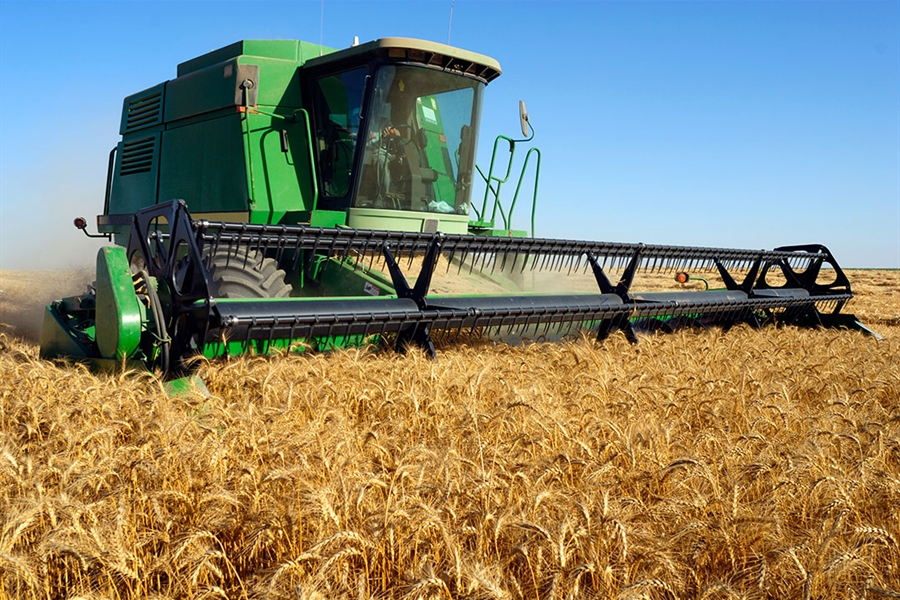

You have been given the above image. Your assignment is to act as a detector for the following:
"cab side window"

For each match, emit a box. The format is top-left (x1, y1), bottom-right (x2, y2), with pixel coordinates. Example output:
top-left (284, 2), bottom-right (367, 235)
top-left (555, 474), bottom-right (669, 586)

top-left (312, 67), bottom-right (367, 199)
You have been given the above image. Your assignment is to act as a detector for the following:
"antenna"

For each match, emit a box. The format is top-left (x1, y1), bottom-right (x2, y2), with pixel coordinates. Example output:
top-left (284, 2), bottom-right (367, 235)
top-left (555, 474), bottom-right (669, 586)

top-left (447, 0), bottom-right (455, 45)
top-left (319, 0), bottom-right (325, 56)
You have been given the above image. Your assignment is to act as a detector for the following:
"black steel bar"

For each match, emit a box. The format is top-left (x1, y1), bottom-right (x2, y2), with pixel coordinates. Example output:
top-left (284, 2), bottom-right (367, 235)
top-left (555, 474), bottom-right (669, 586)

top-left (194, 219), bottom-right (834, 269)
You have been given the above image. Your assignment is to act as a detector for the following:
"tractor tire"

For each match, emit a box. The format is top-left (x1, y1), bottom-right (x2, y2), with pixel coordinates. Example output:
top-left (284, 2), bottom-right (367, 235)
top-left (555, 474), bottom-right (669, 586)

top-left (204, 248), bottom-right (292, 299)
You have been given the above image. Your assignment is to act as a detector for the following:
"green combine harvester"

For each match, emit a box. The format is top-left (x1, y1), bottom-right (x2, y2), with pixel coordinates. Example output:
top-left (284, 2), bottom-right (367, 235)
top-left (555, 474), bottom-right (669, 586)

top-left (40, 37), bottom-right (874, 383)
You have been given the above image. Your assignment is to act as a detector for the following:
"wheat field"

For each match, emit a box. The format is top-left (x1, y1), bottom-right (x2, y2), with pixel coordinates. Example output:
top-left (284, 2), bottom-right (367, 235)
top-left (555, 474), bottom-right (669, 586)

top-left (0, 269), bottom-right (898, 599)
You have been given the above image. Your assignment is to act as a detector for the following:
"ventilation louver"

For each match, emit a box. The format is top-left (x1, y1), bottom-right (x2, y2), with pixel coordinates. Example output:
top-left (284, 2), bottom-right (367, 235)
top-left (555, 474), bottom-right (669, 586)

top-left (119, 137), bottom-right (156, 176)
top-left (124, 91), bottom-right (162, 132)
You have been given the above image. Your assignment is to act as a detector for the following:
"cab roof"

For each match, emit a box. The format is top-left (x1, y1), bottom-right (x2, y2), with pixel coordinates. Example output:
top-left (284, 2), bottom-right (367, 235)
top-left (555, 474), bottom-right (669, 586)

top-left (304, 37), bottom-right (502, 83)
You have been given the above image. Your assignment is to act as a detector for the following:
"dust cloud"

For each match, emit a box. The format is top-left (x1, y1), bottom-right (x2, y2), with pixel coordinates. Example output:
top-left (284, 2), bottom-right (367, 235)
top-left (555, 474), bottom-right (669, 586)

top-left (0, 118), bottom-right (115, 341)
top-left (0, 268), bottom-right (95, 343)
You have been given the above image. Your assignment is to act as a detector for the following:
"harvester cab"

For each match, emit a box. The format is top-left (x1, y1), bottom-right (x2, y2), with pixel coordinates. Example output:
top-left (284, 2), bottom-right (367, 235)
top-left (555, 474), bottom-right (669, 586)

top-left (98, 38), bottom-right (505, 243)
top-left (41, 37), bottom-right (876, 385)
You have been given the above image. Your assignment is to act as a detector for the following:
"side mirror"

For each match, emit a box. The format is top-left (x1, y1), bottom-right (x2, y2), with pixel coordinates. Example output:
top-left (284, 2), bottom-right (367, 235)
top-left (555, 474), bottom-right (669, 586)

top-left (519, 100), bottom-right (530, 138)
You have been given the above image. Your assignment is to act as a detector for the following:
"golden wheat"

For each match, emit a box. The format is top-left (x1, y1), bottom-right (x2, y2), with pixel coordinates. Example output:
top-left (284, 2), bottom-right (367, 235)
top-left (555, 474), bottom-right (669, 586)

top-left (0, 270), bottom-right (897, 599)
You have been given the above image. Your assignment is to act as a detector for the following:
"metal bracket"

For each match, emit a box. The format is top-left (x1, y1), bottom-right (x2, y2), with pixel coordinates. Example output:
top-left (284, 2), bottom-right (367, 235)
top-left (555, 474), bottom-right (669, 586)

top-left (773, 244), bottom-right (853, 298)
top-left (126, 199), bottom-right (212, 375)
top-left (383, 238), bottom-right (443, 357)
top-left (587, 253), bottom-right (638, 344)
top-left (234, 64), bottom-right (259, 107)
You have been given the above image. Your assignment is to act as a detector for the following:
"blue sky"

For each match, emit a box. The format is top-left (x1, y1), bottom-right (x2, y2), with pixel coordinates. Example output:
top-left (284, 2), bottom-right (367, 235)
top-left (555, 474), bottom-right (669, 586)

top-left (1, 0), bottom-right (898, 269)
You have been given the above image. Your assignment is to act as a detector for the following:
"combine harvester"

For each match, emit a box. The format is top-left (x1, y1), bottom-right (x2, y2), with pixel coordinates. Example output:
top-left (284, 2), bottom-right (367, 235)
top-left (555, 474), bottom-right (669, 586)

top-left (40, 38), bottom-right (873, 385)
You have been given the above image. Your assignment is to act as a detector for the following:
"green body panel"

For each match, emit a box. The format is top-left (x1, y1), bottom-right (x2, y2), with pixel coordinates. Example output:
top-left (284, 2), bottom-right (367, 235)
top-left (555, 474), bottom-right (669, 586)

top-left (165, 42), bottom-right (324, 121)
top-left (95, 247), bottom-right (144, 360)
top-left (158, 114), bottom-right (247, 212)
top-left (347, 207), bottom-right (471, 234)
top-left (309, 210), bottom-right (347, 227)
top-left (244, 110), bottom-right (317, 224)
top-left (176, 40), bottom-right (332, 78)
top-left (163, 58), bottom-right (250, 123)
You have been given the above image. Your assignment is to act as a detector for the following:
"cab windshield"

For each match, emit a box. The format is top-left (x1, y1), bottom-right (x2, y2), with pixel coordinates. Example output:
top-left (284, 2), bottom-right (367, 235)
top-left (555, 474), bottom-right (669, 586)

top-left (355, 65), bottom-right (483, 215)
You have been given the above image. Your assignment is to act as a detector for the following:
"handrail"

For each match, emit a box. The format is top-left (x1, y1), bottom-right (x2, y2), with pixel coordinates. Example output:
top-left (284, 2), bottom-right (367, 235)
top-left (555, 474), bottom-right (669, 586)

top-left (472, 134), bottom-right (540, 236)
top-left (474, 135), bottom-right (517, 223)
top-left (295, 109), bottom-right (320, 213)
top-left (506, 147), bottom-right (541, 235)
